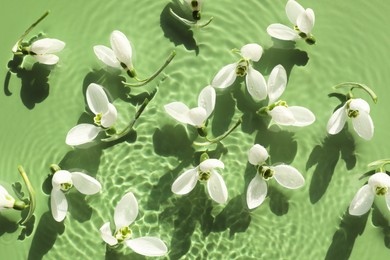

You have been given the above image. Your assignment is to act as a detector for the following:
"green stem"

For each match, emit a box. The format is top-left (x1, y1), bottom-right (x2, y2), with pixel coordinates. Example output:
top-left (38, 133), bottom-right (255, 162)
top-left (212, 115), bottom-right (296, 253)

top-left (122, 51), bottom-right (176, 87)
top-left (50, 164), bottom-right (61, 174)
top-left (334, 82), bottom-right (378, 103)
top-left (368, 159), bottom-right (390, 173)
top-left (18, 165), bottom-right (36, 225)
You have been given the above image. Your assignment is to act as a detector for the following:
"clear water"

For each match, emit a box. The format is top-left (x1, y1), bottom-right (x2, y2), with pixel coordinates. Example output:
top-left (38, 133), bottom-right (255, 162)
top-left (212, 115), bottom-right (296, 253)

top-left (1, 0), bottom-right (390, 259)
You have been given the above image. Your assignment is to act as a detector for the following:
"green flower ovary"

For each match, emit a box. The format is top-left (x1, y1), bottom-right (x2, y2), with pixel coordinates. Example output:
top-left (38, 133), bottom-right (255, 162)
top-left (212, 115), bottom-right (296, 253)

top-left (236, 59), bottom-right (249, 77)
top-left (94, 113), bottom-right (103, 126)
top-left (375, 186), bottom-right (388, 196)
top-left (198, 170), bottom-right (211, 181)
top-left (60, 182), bottom-right (73, 192)
top-left (259, 166), bottom-right (274, 180)
top-left (114, 226), bottom-right (132, 243)
top-left (347, 109), bottom-right (359, 118)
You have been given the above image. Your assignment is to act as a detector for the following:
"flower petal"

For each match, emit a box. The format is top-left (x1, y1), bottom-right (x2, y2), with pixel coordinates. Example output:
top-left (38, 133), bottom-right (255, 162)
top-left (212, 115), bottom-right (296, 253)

top-left (0, 185), bottom-right (15, 209)
top-left (268, 106), bottom-right (296, 126)
top-left (188, 107), bottom-right (207, 127)
top-left (349, 98), bottom-right (370, 113)
top-left (100, 222), bottom-right (118, 246)
top-left (272, 165), bottom-right (305, 189)
top-left (240, 43), bottom-right (263, 62)
top-left (326, 104), bottom-right (347, 135)
top-left (125, 237), bottom-right (168, 257)
top-left (34, 54), bottom-right (60, 65)
top-left (349, 184), bottom-right (375, 216)
top-left (110, 30), bottom-right (133, 68)
top-left (86, 83), bottom-right (109, 115)
top-left (71, 172), bottom-right (101, 195)
top-left (288, 106), bottom-right (315, 127)
top-left (268, 64), bottom-right (287, 104)
top-left (368, 172), bottom-right (390, 188)
top-left (352, 111), bottom-right (374, 140)
top-left (386, 193), bottom-right (390, 212)
top-left (207, 170), bottom-right (228, 204)
top-left (245, 67), bottom-right (267, 101)
top-left (101, 103), bottom-right (118, 128)
top-left (198, 85), bottom-right (216, 118)
top-left (93, 45), bottom-right (121, 68)
top-left (50, 188), bottom-right (68, 222)
top-left (267, 24), bottom-right (299, 41)
top-left (285, 0), bottom-right (305, 25)
top-left (171, 168), bottom-right (198, 195)
top-left (164, 102), bottom-right (191, 124)
top-left (297, 8), bottom-right (315, 34)
top-left (211, 63), bottom-right (237, 89)
top-left (52, 170), bottom-right (72, 188)
top-left (114, 192), bottom-right (138, 229)
top-left (65, 124), bottom-right (101, 146)
top-left (30, 38), bottom-right (65, 54)
top-left (199, 159), bottom-right (225, 172)
top-left (248, 144), bottom-right (269, 166)
top-left (246, 174), bottom-right (267, 209)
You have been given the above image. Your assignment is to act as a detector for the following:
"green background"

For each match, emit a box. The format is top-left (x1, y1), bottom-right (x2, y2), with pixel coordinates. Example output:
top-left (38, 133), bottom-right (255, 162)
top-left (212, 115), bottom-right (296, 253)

top-left (1, 0), bottom-right (390, 259)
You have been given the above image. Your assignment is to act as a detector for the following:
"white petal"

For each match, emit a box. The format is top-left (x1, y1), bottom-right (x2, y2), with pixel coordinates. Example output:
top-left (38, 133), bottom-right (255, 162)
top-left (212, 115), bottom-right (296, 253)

top-left (34, 54), bottom-right (60, 65)
top-left (272, 165), bottom-right (305, 189)
top-left (198, 85), bottom-right (216, 118)
top-left (125, 237), bottom-right (168, 257)
top-left (268, 106), bottom-right (296, 126)
top-left (171, 168), bottom-right (198, 195)
top-left (267, 24), bottom-right (299, 41)
top-left (240, 43), bottom-right (263, 62)
top-left (30, 38), bottom-right (65, 54)
top-left (52, 170), bottom-right (72, 188)
top-left (93, 45), bottom-right (121, 68)
top-left (86, 83), bottom-right (110, 115)
top-left (326, 105), bottom-right (347, 135)
top-left (285, 0), bottom-right (305, 25)
top-left (199, 159), bottom-right (225, 172)
top-left (268, 64), bottom-right (287, 104)
top-left (114, 192), bottom-right (138, 229)
top-left (0, 185), bottom-right (15, 209)
top-left (245, 67), bottom-right (267, 101)
top-left (50, 188), bottom-right (68, 222)
top-left (297, 9), bottom-right (315, 34)
top-left (164, 102), bottom-right (191, 124)
top-left (71, 172), bottom-right (102, 195)
top-left (65, 124), bottom-right (101, 146)
top-left (349, 98), bottom-right (370, 113)
top-left (248, 144), bottom-right (269, 166)
top-left (101, 103), bottom-right (118, 128)
top-left (100, 222), bottom-right (118, 246)
top-left (368, 172), bottom-right (390, 189)
top-left (386, 193), bottom-right (390, 212)
top-left (352, 111), bottom-right (374, 140)
top-left (188, 107), bottom-right (207, 127)
top-left (246, 174), bottom-right (267, 209)
top-left (288, 106), bottom-right (315, 127)
top-left (207, 170), bottom-right (228, 204)
top-left (110, 30), bottom-right (133, 68)
top-left (211, 63), bottom-right (237, 89)
top-left (349, 184), bottom-right (375, 216)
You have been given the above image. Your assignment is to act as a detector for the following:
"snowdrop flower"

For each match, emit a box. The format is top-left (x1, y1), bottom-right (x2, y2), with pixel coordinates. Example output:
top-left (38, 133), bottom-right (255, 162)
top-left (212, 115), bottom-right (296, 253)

top-left (169, 0), bottom-right (213, 28)
top-left (100, 192), bottom-right (168, 257)
top-left (164, 85), bottom-right (215, 129)
top-left (211, 44), bottom-right (267, 101)
top-left (66, 83), bottom-right (118, 146)
top-left (172, 158), bottom-right (228, 204)
top-left (327, 98), bottom-right (374, 140)
top-left (349, 172), bottom-right (390, 216)
top-left (267, 0), bottom-right (316, 44)
top-left (247, 144), bottom-right (304, 209)
top-left (51, 169), bottom-right (101, 222)
top-left (261, 64), bottom-right (315, 127)
top-left (0, 185), bottom-right (17, 210)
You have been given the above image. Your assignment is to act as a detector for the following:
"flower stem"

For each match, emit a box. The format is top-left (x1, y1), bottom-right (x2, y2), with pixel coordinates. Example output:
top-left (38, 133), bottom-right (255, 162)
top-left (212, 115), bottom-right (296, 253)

top-left (50, 164), bottom-right (61, 174)
top-left (18, 165), bottom-right (36, 225)
top-left (122, 51), bottom-right (176, 87)
top-left (334, 82), bottom-right (378, 103)
top-left (368, 159), bottom-right (390, 173)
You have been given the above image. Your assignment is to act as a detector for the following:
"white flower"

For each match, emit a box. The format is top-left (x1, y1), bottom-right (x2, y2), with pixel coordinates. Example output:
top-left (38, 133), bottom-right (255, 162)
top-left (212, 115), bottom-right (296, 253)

top-left (66, 83), bottom-right (118, 146)
top-left (246, 144), bottom-right (305, 209)
top-left (211, 44), bottom-right (267, 101)
top-left (327, 98), bottom-right (374, 140)
top-left (0, 185), bottom-right (16, 210)
top-left (266, 64), bottom-right (315, 127)
top-left (51, 170), bottom-right (101, 222)
top-left (267, 0), bottom-right (315, 44)
top-left (100, 192), bottom-right (168, 257)
top-left (171, 158), bottom-right (228, 204)
top-left (349, 172), bottom-right (390, 216)
top-left (164, 85), bottom-right (215, 128)
top-left (29, 38), bottom-right (66, 65)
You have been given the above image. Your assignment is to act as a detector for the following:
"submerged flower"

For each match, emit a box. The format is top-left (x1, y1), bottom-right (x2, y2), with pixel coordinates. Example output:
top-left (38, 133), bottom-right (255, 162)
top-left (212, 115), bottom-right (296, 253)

top-left (100, 192), bottom-right (168, 257)
top-left (267, 0), bottom-right (315, 44)
top-left (327, 98), bottom-right (374, 140)
top-left (349, 172), bottom-right (390, 216)
top-left (0, 185), bottom-right (16, 210)
top-left (246, 144), bottom-right (304, 209)
top-left (51, 170), bottom-right (101, 222)
top-left (211, 44), bottom-right (267, 101)
top-left (171, 158), bottom-right (228, 204)
top-left (66, 83), bottom-right (118, 146)
top-left (164, 85), bottom-right (216, 128)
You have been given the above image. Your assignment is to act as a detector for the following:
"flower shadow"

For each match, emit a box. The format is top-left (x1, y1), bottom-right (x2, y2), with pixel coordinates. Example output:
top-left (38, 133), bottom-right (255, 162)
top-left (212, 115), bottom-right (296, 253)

top-left (307, 130), bottom-right (356, 204)
top-left (372, 204), bottom-right (390, 249)
top-left (0, 215), bottom-right (19, 236)
top-left (268, 185), bottom-right (289, 216)
top-left (105, 246), bottom-right (145, 260)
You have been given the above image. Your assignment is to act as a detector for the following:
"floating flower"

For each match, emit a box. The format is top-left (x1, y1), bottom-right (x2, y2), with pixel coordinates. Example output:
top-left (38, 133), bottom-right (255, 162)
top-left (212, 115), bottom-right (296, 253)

top-left (327, 98), bottom-right (374, 140)
top-left (0, 185), bottom-right (16, 210)
top-left (246, 144), bottom-right (304, 209)
top-left (171, 158), bottom-right (228, 204)
top-left (211, 44), bottom-right (267, 101)
top-left (51, 169), bottom-right (101, 222)
top-left (66, 83), bottom-right (118, 146)
top-left (267, 0), bottom-right (316, 44)
top-left (349, 172), bottom-right (390, 216)
top-left (169, 0), bottom-right (213, 28)
top-left (100, 192), bottom-right (168, 257)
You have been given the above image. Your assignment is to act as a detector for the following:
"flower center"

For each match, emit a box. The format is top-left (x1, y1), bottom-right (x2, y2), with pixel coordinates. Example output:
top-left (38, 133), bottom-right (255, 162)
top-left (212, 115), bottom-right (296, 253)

top-left (375, 186), bottom-right (388, 196)
top-left (198, 170), bottom-right (211, 181)
top-left (114, 226), bottom-right (132, 243)
top-left (94, 113), bottom-right (103, 126)
top-left (259, 166), bottom-right (274, 180)
top-left (60, 182), bottom-right (73, 192)
top-left (236, 59), bottom-right (249, 77)
top-left (347, 109), bottom-right (359, 118)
